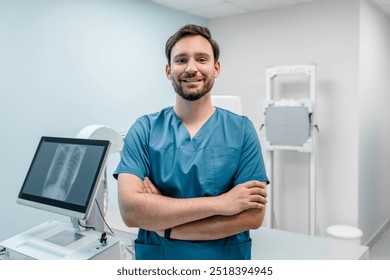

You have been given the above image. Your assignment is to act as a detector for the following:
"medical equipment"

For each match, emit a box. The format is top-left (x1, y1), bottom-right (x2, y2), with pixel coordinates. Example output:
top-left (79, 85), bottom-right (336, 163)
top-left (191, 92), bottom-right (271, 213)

top-left (211, 95), bottom-right (243, 115)
top-left (262, 64), bottom-right (318, 235)
top-left (0, 126), bottom-right (130, 259)
top-left (0, 220), bottom-right (125, 260)
top-left (16, 136), bottom-right (111, 224)
top-left (76, 125), bottom-right (124, 233)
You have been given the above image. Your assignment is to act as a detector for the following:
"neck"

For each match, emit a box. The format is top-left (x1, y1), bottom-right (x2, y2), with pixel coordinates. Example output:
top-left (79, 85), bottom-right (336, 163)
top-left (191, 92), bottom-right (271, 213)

top-left (174, 93), bottom-right (215, 126)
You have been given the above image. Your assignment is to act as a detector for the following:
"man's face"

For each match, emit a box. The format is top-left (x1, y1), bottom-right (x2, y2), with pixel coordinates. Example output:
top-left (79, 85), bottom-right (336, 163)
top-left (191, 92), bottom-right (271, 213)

top-left (166, 35), bottom-right (220, 101)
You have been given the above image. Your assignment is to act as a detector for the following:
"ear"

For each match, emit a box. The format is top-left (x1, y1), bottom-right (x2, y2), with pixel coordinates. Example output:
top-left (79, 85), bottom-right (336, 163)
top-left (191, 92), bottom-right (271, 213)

top-left (214, 60), bottom-right (221, 78)
top-left (165, 64), bottom-right (172, 80)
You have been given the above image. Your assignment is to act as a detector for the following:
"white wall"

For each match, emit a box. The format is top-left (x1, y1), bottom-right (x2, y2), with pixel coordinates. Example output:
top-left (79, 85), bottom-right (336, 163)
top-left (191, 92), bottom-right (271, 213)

top-left (359, 0), bottom-right (390, 244)
top-left (210, 0), bottom-right (362, 236)
top-left (0, 0), bottom-right (207, 241)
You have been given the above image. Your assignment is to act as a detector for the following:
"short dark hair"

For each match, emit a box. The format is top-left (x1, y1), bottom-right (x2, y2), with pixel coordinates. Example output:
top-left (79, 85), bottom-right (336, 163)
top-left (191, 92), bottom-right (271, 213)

top-left (165, 24), bottom-right (220, 66)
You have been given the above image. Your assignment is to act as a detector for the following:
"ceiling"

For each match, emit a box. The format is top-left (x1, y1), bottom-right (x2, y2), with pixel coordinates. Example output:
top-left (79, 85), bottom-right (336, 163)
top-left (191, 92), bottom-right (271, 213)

top-left (149, 0), bottom-right (390, 19)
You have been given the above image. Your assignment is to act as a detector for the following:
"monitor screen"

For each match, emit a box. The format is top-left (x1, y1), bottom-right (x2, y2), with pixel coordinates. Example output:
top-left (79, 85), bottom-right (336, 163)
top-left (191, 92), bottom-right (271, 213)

top-left (17, 136), bottom-right (111, 220)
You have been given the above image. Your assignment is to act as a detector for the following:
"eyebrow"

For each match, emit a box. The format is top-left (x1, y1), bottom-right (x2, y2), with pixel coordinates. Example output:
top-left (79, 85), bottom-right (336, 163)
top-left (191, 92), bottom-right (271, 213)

top-left (172, 52), bottom-right (212, 60)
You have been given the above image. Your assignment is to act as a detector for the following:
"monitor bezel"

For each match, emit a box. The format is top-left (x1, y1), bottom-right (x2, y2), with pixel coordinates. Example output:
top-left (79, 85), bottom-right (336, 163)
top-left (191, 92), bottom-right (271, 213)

top-left (17, 136), bottom-right (111, 220)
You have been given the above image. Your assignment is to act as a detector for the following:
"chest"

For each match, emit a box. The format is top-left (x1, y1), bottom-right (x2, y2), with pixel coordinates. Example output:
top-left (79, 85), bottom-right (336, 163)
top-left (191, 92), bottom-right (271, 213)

top-left (147, 110), bottom-right (244, 198)
top-left (148, 145), bottom-right (241, 198)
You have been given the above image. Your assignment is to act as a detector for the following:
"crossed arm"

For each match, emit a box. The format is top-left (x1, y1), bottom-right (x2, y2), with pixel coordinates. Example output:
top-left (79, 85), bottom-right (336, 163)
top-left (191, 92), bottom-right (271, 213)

top-left (117, 173), bottom-right (267, 241)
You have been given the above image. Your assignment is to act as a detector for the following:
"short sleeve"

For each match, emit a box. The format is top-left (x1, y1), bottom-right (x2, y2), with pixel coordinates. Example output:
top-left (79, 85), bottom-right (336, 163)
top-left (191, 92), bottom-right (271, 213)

top-left (113, 117), bottom-right (151, 180)
top-left (233, 117), bottom-right (269, 185)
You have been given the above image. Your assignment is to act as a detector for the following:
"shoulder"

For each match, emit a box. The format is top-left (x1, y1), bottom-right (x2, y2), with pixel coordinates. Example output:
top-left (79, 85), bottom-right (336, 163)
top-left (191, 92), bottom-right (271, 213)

top-left (137, 106), bottom-right (174, 121)
top-left (133, 107), bottom-right (174, 129)
top-left (211, 107), bottom-right (258, 148)
top-left (125, 107), bottom-right (174, 141)
top-left (215, 107), bottom-right (253, 131)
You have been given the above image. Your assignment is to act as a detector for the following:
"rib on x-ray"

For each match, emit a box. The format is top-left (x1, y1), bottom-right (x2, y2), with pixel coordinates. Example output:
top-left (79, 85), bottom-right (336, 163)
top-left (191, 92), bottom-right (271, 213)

top-left (42, 144), bottom-right (86, 200)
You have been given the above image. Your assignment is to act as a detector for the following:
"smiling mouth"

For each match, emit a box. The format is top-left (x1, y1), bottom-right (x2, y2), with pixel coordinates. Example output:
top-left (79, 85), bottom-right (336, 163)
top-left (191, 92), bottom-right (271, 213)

top-left (182, 79), bottom-right (203, 83)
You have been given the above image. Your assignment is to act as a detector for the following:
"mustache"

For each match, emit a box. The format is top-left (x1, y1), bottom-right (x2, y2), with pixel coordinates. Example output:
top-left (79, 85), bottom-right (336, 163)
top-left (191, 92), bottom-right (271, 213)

top-left (182, 73), bottom-right (202, 79)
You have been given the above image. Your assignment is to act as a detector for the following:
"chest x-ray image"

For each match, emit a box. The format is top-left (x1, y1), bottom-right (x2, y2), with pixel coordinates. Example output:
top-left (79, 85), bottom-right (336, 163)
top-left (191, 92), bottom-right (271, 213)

top-left (42, 144), bottom-right (86, 200)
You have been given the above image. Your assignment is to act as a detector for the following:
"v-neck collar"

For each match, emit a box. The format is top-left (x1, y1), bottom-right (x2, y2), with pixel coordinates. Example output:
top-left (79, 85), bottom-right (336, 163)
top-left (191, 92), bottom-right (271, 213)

top-left (172, 106), bottom-right (218, 142)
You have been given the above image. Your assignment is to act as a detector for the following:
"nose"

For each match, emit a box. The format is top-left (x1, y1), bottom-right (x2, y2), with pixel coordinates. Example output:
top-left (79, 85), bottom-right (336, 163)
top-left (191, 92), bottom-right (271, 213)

top-left (185, 58), bottom-right (198, 74)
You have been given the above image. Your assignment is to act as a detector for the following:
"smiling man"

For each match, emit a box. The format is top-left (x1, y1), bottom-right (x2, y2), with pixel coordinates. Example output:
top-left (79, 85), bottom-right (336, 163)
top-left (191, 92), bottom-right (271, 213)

top-left (114, 24), bottom-right (269, 260)
top-left (167, 33), bottom-right (218, 102)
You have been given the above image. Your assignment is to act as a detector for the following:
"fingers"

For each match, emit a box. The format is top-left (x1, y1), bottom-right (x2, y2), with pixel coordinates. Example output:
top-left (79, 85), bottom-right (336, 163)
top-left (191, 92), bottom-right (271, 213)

top-left (242, 199), bottom-right (267, 211)
top-left (143, 177), bottom-right (161, 195)
top-left (251, 188), bottom-right (268, 207)
top-left (241, 180), bottom-right (266, 189)
top-left (249, 201), bottom-right (266, 210)
top-left (237, 181), bottom-right (268, 208)
top-left (237, 181), bottom-right (267, 198)
top-left (249, 194), bottom-right (267, 205)
top-left (142, 177), bottom-right (150, 193)
top-left (249, 188), bottom-right (267, 199)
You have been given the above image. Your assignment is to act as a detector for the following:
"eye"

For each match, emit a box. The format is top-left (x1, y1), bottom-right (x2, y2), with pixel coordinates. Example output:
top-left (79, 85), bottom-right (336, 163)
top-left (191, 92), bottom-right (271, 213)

top-left (198, 57), bottom-right (208, 63)
top-left (174, 57), bottom-right (187, 64)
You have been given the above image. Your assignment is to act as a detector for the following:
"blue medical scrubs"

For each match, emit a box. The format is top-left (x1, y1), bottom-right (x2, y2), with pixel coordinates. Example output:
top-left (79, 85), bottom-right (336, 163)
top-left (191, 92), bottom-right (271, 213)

top-left (114, 106), bottom-right (268, 260)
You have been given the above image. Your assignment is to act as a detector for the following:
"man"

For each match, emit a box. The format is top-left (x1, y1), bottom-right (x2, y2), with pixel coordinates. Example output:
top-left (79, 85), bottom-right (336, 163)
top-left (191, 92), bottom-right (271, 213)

top-left (114, 24), bottom-right (269, 260)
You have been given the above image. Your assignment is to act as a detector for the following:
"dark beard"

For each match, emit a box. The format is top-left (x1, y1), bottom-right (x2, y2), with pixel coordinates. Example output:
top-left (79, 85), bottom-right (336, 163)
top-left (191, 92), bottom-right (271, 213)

top-left (171, 76), bottom-right (214, 101)
top-left (176, 88), bottom-right (208, 101)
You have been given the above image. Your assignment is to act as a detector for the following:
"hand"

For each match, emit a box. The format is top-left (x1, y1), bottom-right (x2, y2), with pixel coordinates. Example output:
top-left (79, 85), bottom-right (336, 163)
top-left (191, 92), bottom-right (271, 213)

top-left (217, 180), bottom-right (267, 216)
top-left (142, 177), bottom-right (162, 195)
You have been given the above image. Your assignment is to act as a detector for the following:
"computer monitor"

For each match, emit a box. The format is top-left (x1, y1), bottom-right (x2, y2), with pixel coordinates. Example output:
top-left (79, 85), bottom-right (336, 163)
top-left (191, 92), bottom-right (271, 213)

top-left (17, 136), bottom-right (111, 221)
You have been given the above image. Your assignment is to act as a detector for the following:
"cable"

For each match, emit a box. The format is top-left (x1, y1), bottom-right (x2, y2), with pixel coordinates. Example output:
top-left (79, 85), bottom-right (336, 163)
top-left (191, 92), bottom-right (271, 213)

top-left (93, 199), bottom-right (136, 259)
top-left (78, 220), bottom-right (95, 231)
top-left (83, 196), bottom-right (135, 259)
top-left (94, 198), bottom-right (114, 234)
top-left (74, 198), bottom-right (112, 233)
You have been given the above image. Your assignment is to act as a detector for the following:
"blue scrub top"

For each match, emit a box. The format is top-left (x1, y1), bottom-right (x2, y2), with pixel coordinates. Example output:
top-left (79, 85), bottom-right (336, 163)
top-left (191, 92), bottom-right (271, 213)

top-left (114, 106), bottom-right (269, 260)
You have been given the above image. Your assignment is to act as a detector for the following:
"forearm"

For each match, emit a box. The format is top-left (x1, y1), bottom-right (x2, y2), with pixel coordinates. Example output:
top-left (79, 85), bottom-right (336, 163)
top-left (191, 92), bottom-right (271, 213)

top-left (167, 208), bottom-right (266, 241)
top-left (120, 191), bottom-right (222, 231)
top-left (119, 174), bottom-right (266, 232)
